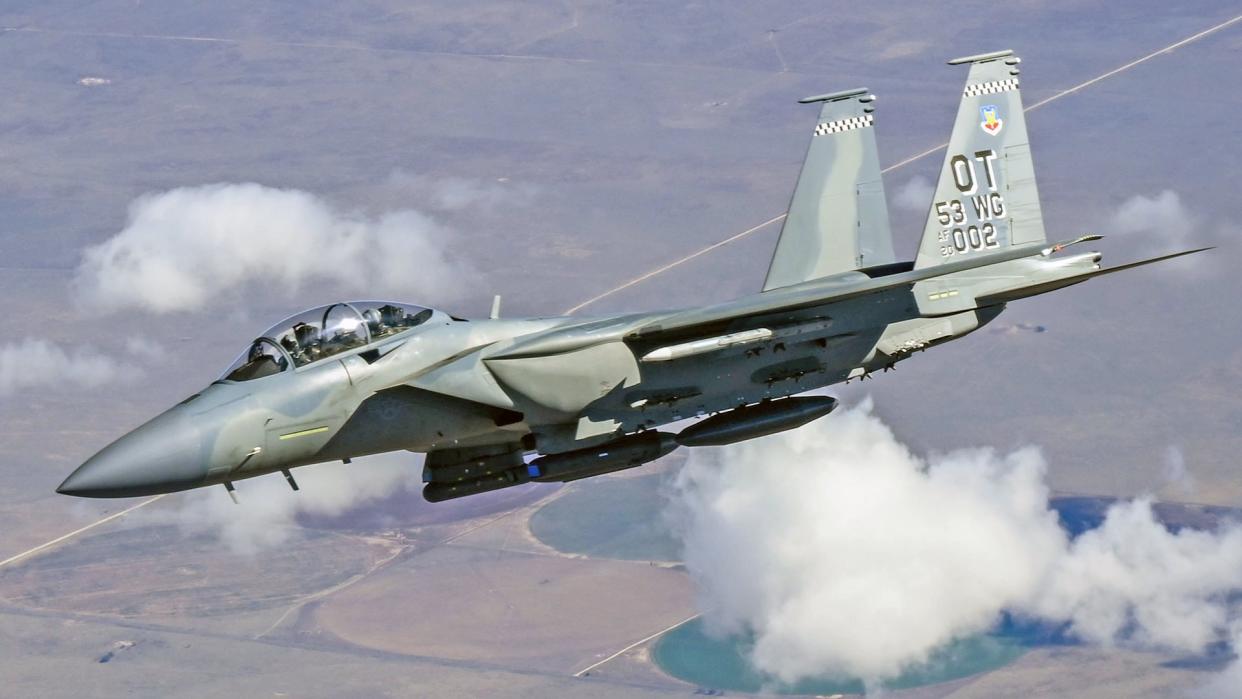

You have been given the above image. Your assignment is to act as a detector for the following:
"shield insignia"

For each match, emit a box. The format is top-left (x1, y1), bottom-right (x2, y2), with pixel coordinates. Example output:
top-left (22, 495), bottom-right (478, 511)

top-left (980, 105), bottom-right (1003, 135)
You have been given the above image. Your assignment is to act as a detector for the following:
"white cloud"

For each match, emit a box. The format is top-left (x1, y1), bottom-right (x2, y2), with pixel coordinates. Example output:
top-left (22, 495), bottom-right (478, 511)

top-left (1109, 190), bottom-right (1195, 250)
top-left (893, 175), bottom-right (934, 212)
top-left (0, 338), bottom-right (135, 396)
top-left (1030, 498), bottom-right (1242, 651)
top-left (165, 452), bottom-right (421, 556)
top-left (74, 183), bottom-right (469, 314)
top-left (667, 399), bottom-right (1242, 687)
top-left (1102, 190), bottom-right (1226, 275)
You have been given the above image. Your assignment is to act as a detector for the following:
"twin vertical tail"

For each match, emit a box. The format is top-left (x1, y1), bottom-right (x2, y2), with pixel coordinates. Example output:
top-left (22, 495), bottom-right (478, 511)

top-left (764, 50), bottom-right (1050, 287)
top-left (763, 88), bottom-right (896, 291)
top-left (914, 50), bottom-right (1046, 269)
top-left (763, 51), bottom-right (1201, 297)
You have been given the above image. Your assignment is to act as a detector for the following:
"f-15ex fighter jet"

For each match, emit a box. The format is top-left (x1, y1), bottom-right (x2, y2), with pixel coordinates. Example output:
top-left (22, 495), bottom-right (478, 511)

top-left (59, 50), bottom-right (1206, 503)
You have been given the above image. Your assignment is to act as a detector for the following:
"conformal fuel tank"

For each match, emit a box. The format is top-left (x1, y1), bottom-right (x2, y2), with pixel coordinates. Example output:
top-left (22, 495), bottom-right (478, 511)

top-left (675, 396), bottom-right (838, 447)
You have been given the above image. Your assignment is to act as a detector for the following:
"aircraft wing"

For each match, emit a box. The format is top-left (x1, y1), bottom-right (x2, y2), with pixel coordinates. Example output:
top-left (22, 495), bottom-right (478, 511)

top-left (488, 238), bottom-right (1209, 384)
top-left (973, 247), bottom-right (1212, 305)
top-left (490, 238), bottom-right (1067, 361)
top-left (624, 238), bottom-right (1062, 343)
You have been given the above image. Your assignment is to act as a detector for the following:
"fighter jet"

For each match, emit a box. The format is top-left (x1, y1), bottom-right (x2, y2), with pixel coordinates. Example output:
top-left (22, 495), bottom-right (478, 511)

top-left (58, 50), bottom-right (1206, 503)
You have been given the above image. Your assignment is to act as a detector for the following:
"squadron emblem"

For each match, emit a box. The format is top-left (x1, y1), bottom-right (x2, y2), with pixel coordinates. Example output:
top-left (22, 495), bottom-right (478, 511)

top-left (980, 104), bottom-right (1003, 135)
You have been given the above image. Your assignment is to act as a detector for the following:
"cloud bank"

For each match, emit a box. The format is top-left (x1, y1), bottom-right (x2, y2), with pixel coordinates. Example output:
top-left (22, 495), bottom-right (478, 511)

top-left (0, 339), bottom-right (134, 396)
top-left (74, 183), bottom-right (469, 314)
top-left (668, 400), bottom-right (1242, 688)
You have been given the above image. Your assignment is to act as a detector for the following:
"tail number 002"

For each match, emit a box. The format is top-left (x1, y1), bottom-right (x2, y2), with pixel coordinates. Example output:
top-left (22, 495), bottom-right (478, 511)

top-left (938, 223), bottom-right (998, 256)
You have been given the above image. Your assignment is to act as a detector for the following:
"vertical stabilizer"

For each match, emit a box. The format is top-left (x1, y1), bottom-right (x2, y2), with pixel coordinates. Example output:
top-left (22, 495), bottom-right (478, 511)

top-left (914, 50), bottom-right (1046, 269)
top-left (763, 88), bottom-right (896, 291)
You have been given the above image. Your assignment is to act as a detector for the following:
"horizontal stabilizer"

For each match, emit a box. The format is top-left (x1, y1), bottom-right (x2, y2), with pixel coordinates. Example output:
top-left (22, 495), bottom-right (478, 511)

top-left (976, 247), bottom-right (1213, 305)
top-left (1088, 247), bottom-right (1212, 276)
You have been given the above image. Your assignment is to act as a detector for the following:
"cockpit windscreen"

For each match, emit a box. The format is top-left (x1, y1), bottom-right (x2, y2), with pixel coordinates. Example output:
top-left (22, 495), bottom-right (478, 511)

top-left (222, 301), bottom-right (433, 381)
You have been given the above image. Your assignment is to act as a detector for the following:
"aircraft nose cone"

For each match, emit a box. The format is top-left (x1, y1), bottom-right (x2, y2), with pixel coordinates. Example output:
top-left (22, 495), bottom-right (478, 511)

top-left (57, 410), bottom-right (207, 498)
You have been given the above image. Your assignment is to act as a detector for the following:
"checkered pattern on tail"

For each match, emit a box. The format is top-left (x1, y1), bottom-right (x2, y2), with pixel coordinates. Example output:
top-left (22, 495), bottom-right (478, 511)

top-left (813, 114), bottom-right (873, 137)
top-left (963, 78), bottom-right (1019, 97)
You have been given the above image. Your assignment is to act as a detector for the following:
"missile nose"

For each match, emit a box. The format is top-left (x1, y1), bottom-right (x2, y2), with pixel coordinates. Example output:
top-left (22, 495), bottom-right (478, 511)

top-left (57, 411), bottom-right (207, 498)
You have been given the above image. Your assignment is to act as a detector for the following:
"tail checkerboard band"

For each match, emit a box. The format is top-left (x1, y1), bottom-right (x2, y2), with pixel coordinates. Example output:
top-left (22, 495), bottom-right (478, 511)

top-left (963, 78), bottom-right (1020, 97)
top-left (813, 114), bottom-right (873, 137)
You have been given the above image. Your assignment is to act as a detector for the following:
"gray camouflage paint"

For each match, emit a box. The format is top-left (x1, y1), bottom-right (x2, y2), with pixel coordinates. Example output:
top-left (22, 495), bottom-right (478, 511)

top-left (917, 51), bottom-right (1044, 268)
top-left (58, 51), bottom-right (1207, 502)
top-left (764, 87), bottom-right (895, 290)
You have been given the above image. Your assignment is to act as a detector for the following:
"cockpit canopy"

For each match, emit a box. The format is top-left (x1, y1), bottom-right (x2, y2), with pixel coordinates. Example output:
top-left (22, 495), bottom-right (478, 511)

top-left (222, 301), bottom-right (434, 382)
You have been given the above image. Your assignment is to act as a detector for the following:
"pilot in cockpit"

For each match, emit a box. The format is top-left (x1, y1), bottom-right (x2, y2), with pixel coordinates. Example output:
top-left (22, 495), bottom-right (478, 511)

top-left (224, 302), bottom-right (432, 381)
top-left (245, 342), bottom-right (266, 369)
top-left (291, 322), bottom-right (320, 362)
top-left (225, 340), bottom-right (286, 381)
top-left (278, 334), bottom-right (301, 364)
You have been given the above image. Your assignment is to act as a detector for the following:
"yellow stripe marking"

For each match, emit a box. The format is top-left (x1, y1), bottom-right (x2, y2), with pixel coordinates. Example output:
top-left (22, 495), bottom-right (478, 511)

top-left (278, 426), bottom-right (329, 440)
